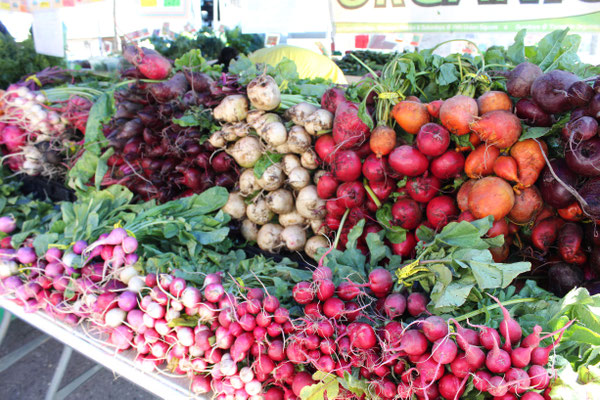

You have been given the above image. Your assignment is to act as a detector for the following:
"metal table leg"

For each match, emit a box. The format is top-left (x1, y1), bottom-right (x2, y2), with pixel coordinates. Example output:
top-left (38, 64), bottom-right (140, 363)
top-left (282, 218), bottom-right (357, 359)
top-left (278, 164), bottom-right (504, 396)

top-left (0, 310), bottom-right (11, 347)
top-left (45, 345), bottom-right (73, 400)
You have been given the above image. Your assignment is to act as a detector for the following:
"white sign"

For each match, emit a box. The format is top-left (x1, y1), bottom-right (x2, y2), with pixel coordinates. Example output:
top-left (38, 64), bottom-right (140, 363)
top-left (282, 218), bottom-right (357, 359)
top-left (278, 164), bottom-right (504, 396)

top-left (331, 0), bottom-right (600, 33)
top-left (32, 9), bottom-right (65, 57)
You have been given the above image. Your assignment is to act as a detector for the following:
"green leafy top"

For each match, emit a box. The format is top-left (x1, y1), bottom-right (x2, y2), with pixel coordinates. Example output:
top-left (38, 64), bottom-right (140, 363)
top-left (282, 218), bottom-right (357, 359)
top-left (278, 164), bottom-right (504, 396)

top-left (174, 49), bottom-right (222, 79)
top-left (399, 217), bottom-right (531, 312)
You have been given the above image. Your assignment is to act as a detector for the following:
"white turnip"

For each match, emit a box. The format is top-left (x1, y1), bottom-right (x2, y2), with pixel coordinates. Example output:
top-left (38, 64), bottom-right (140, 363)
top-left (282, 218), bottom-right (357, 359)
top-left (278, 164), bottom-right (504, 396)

top-left (296, 185), bottom-right (326, 219)
top-left (310, 219), bottom-right (328, 235)
top-left (281, 154), bottom-right (301, 175)
top-left (304, 109), bottom-right (334, 135)
top-left (279, 210), bottom-right (306, 227)
top-left (227, 136), bottom-right (262, 168)
top-left (301, 149), bottom-right (319, 170)
top-left (208, 131), bottom-right (227, 148)
top-left (214, 95), bottom-right (249, 123)
top-left (247, 75), bottom-right (281, 111)
top-left (285, 102), bottom-right (318, 126)
top-left (241, 220), bottom-right (259, 242)
top-left (223, 192), bottom-right (246, 219)
top-left (246, 109), bottom-right (265, 126)
top-left (257, 163), bottom-right (284, 191)
top-left (239, 169), bottom-right (260, 196)
top-left (281, 225), bottom-right (307, 251)
top-left (265, 189), bottom-right (294, 214)
top-left (287, 126), bottom-right (311, 154)
top-left (246, 198), bottom-right (274, 225)
top-left (256, 224), bottom-right (284, 252)
top-left (287, 167), bottom-right (311, 190)
top-left (261, 122), bottom-right (287, 147)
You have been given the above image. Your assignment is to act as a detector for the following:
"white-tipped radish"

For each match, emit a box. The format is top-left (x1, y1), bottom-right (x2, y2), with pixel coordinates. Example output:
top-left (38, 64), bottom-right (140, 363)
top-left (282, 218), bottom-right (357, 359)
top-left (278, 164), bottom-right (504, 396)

top-left (213, 95), bottom-right (248, 123)
top-left (256, 224), bottom-right (284, 252)
top-left (119, 266), bottom-right (139, 285)
top-left (261, 122), bottom-right (287, 147)
top-left (296, 185), bottom-right (326, 219)
top-left (241, 220), bottom-right (259, 242)
top-left (281, 154), bottom-right (301, 176)
top-left (301, 149), bottom-right (319, 170)
top-left (128, 276), bottom-right (145, 293)
top-left (281, 225), bottom-right (307, 251)
top-left (305, 236), bottom-right (329, 260)
top-left (0, 260), bottom-right (18, 278)
top-left (227, 136), bottom-right (262, 168)
top-left (257, 163), bottom-right (284, 191)
top-left (239, 366), bottom-right (254, 383)
top-left (287, 167), bottom-right (311, 190)
top-left (239, 169), bottom-right (260, 196)
top-left (265, 189), bottom-right (294, 214)
top-left (304, 109), bottom-right (334, 135)
top-left (284, 102), bottom-right (318, 126)
top-left (246, 198), bottom-right (274, 225)
top-left (247, 75), bottom-right (281, 111)
top-left (222, 192), bottom-right (246, 220)
top-left (279, 209), bottom-right (306, 227)
top-left (105, 308), bottom-right (126, 327)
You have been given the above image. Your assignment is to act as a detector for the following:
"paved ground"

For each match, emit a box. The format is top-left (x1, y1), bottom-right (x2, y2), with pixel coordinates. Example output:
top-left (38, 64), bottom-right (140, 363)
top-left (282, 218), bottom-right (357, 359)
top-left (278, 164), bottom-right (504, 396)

top-left (0, 314), bottom-right (160, 400)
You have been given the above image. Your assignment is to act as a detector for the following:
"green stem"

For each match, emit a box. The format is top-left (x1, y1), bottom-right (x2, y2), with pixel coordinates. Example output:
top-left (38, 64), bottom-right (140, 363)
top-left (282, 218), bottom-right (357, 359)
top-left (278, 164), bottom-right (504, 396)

top-left (332, 209), bottom-right (350, 250)
top-left (363, 180), bottom-right (382, 208)
top-left (454, 297), bottom-right (538, 322)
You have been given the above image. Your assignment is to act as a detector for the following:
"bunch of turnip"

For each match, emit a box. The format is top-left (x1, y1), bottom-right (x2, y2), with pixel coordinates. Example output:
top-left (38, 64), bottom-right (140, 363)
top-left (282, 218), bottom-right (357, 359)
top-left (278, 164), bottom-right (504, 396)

top-left (215, 77), bottom-right (334, 256)
top-left (0, 85), bottom-right (77, 177)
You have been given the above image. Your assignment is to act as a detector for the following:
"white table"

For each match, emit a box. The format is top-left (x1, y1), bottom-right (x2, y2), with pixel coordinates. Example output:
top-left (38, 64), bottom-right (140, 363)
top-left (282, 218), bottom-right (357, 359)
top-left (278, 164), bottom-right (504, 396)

top-left (0, 296), bottom-right (205, 400)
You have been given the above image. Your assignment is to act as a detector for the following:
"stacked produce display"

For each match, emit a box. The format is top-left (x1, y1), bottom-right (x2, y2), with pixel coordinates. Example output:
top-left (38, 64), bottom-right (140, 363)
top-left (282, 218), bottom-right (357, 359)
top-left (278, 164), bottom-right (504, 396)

top-left (1, 29), bottom-right (600, 400)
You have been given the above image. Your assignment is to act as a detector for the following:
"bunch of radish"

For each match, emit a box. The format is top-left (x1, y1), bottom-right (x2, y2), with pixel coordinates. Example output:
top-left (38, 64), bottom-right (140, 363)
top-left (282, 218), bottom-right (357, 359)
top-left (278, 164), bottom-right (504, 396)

top-left (215, 75), bottom-right (334, 256)
top-left (0, 85), bottom-right (73, 176)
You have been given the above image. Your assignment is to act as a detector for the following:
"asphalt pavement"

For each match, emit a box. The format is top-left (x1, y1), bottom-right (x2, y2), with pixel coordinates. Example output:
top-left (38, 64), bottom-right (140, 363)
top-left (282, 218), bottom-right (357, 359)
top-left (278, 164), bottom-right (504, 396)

top-left (0, 314), bottom-right (159, 400)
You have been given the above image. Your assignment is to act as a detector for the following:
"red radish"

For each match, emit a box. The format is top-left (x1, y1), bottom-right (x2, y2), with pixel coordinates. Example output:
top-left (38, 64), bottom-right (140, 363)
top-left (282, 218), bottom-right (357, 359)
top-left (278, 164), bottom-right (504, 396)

top-left (528, 364), bottom-right (550, 389)
top-left (389, 146), bottom-right (429, 176)
top-left (316, 320), bottom-right (334, 338)
top-left (474, 324), bottom-right (502, 350)
top-left (333, 101), bottom-right (370, 149)
top-left (426, 196), bottom-right (458, 229)
top-left (430, 150), bottom-right (465, 180)
top-left (305, 303), bottom-right (321, 319)
top-left (326, 200), bottom-right (346, 218)
top-left (313, 266), bottom-right (333, 281)
top-left (406, 175), bottom-right (441, 203)
top-left (511, 346), bottom-right (532, 368)
top-left (486, 335), bottom-right (511, 374)
top-left (521, 325), bottom-right (543, 348)
top-left (416, 123), bottom-right (451, 157)
top-left (291, 371), bottom-right (314, 396)
top-left (315, 134), bottom-right (336, 164)
top-left (390, 231), bottom-right (417, 258)
top-left (204, 283), bottom-right (224, 303)
top-left (265, 387), bottom-right (284, 400)
top-left (488, 293), bottom-right (522, 347)
top-left (350, 322), bottom-right (377, 349)
top-left (391, 198), bottom-right (422, 230)
top-left (368, 268), bottom-right (394, 297)
top-left (505, 367), bottom-right (530, 394)
top-left (415, 354), bottom-right (444, 382)
top-left (432, 337), bottom-right (458, 364)
top-left (362, 154), bottom-right (389, 182)
top-left (273, 307), bottom-right (289, 324)
top-left (292, 282), bottom-right (314, 304)
top-left (383, 293), bottom-right (406, 319)
top-left (399, 330), bottom-right (428, 356)
top-left (449, 353), bottom-right (472, 378)
top-left (438, 373), bottom-right (466, 400)
top-left (316, 279), bottom-right (335, 301)
top-left (406, 292), bottom-right (428, 316)
top-left (521, 393), bottom-right (544, 400)
top-left (332, 150), bottom-right (362, 181)
top-left (337, 181), bottom-right (366, 208)
top-left (473, 370), bottom-right (492, 392)
top-left (316, 173), bottom-right (339, 199)
top-left (337, 281), bottom-right (361, 301)
top-left (323, 297), bottom-right (345, 319)
top-left (263, 295), bottom-right (279, 313)
top-left (422, 316), bottom-right (448, 342)
top-left (451, 319), bottom-right (480, 348)
top-left (487, 375), bottom-right (508, 397)
top-left (370, 180), bottom-right (394, 202)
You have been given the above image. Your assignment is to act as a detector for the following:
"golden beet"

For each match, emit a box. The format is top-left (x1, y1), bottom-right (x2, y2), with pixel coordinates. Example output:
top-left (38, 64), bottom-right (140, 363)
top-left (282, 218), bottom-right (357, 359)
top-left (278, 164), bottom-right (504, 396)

top-left (468, 177), bottom-right (515, 221)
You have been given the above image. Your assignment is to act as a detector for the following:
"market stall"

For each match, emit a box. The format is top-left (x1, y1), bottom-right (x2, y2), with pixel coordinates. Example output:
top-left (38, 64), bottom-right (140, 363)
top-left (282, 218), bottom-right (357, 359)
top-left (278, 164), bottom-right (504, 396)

top-left (1, 3), bottom-right (600, 399)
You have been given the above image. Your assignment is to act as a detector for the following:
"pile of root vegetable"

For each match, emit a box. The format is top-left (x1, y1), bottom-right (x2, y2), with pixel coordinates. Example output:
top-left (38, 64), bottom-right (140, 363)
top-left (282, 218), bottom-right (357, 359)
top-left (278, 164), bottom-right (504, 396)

top-left (1, 29), bottom-right (600, 400)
